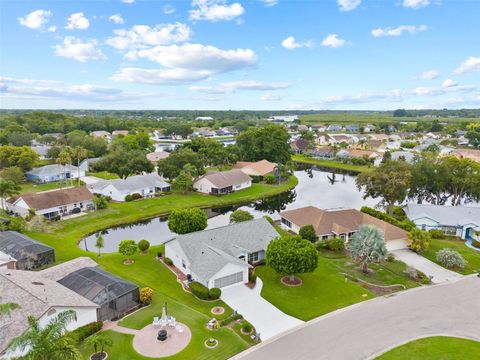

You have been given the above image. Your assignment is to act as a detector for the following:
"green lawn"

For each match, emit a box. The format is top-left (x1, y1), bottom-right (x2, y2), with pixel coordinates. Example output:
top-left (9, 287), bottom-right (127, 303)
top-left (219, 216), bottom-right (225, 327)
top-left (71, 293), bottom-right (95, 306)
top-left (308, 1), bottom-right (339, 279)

top-left (256, 251), bottom-right (423, 321)
top-left (420, 237), bottom-right (480, 275)
top-left (376, 336), bottom-right (480, 360)
top-left (20, 181), bottom-right (78, 194)
top-left (292, 154), bottom-right (370, 173)
top-left (86, 171), bottom-right (119, 180)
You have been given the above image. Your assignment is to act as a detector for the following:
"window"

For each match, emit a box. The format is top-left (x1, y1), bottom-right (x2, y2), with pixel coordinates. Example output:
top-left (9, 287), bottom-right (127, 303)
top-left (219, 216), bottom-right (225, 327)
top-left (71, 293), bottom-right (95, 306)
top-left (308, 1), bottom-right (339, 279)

top-left (421, 224), bottom-right (426, 231)
top-left (248, 252), bottom-right (259, 263)
top-left (441, 226), bottom-right (457, 235)
top-left (281, 218), bottom-right (292, 228)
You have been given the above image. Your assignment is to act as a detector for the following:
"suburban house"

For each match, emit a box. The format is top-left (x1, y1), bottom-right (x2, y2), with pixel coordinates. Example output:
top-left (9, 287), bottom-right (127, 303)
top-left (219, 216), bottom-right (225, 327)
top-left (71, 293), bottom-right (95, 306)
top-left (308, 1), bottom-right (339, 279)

top-left (90, 130), bottom-right (112, 141)
top-left (403, 203), bottom-right (480, 240)
top-left (8, 187), bottom-right (94, 219)
top-left (290, 138), bottom-right (311, 153)
top-left (88, 173), bottom-right (171, 202)
top-left (0, 231), bottom-right (55, 270)
top-left (112, 130), bottom-right (129, 137)
top-left (279, 206), bottom-right (408, 251)
top-left (30, 145), bottom-right (51, 160)
top-left (146, 151), bottom-right (170, 165)
top-left (195, 116), bottom-right (214, 121)
top-left (453, 149), bottom-right (480, 163)
top-left (311, 146), bottom-right (335, 159)
top-left (26, 164), bottom-right (85, 183)
top-left (233, 159), bottom-right (276, 178)
top-left (391, 151), bottom-right (416, 163)
top-left (327, 124), bottom-right (343, 132)
top-left (164, 218), bottom-right (279, 289)
top-left (345, 124), bottom-right (360, 132)
top-left (343, 149), bottom-right (380, 161)
top-left (79, 157), bottom-right (100, 172)
top-left (194, 169), bottom-right (252, 195)
top-left (0, 268), bottom-right (99, 358)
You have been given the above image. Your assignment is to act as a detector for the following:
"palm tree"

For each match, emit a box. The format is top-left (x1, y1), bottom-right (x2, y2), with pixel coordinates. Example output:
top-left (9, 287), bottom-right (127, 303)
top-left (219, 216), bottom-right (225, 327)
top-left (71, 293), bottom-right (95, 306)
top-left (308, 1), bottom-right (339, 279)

top-left (95, 233), bottom-right (104, 257)
top-left (0, 300), bottom-right (20, 317)
top-left (348, 224), bottom-right (388, 273)
top-left (7, 310), bottom-right (81, 360)
top-left (72, 146), bottom-right (88, 186)
top-left (275, 161), bottom-right (295, 184)
top-left (86, 333), bottom-right (113, 356)
top-left (57, 148), bottom-right (71, 188)
top-left (0, 179), bottom-right (21, 211)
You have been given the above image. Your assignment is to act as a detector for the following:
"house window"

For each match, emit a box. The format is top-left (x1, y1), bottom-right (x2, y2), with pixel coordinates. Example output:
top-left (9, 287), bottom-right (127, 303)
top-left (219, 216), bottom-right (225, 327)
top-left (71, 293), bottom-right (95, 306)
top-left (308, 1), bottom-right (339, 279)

top-left (248, 252), bottom-right (259, 263)
top-left (421, 224), bottom-right (426, 231)
top-left (281, 218), bottom-right (292, 228)
top-left (322, 235), bottom-right (329, 240)
top-left (441, 226), bottom-right (457, 235)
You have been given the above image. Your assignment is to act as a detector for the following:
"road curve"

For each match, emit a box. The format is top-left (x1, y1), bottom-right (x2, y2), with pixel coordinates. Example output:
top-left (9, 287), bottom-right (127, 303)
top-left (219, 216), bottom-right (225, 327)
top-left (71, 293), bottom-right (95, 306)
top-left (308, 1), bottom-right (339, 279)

top-left (232, 275), bottom-right (480, 360)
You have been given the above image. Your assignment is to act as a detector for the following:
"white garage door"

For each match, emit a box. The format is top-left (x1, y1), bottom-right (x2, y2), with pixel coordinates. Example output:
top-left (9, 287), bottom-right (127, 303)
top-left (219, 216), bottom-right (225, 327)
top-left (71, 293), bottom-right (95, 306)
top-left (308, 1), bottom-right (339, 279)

top-left (214, 272), bottom-right (244, 288)
top-left (386, 239), bottom-right (408, 251)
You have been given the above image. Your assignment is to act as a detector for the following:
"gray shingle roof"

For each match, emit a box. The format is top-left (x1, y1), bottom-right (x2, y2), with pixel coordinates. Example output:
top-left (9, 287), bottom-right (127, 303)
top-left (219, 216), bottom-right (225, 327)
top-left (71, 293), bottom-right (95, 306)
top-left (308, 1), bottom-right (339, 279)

top-left (27, 164), bottom-right (79, 177)
top-left (196, 169), bottom-right (251, 189)
top-left (404, 204), bottom-right (480, 226)
top-left (89, 173), bottom-right (170, 192)
top-left (167, 218), bottom-right (278, 281)
top-left (39, 257), bottom-right (98, 282)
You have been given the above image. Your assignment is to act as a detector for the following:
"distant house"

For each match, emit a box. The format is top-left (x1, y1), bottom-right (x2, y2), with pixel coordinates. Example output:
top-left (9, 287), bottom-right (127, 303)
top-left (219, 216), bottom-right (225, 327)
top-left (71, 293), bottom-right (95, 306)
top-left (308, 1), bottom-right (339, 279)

top-left (345, 124), bottom-right (359, 133)
top-left (195, 116), bottom-right (214, 121)
top-left (78, 157), bottom-right (100, 172)
top-left (8, 187), bottom-right (94, 219)
top-left (280, 206), bottom-right (408, 251)
top-left (234, 159), bottom-right (276, 178)
top-left (453, 149), bottom-right (480, 163)
top-left (112, 130), bottom-right (129, 137)
top-left (30, 145), bottom-right (51, 160)
top-left (329, 134), bottom-right (350, 144)
top-left (194, 169), bottom-right (252, 195)
top-left (26, 164), bottom-right (85, 183)
top-left (165, 218), bottom-right (279, 289)
top-left (391, 151), bottom-right (415, 163)
top-left (344, 149), bottom-right (380, 160)
top-left (88, 173), bottom-right (171, 202)
top-left (403, 204), bottom-right (480, 240)
top-left (297, 124), bottom-right (309, 132)
top-left (290, 138), bottom-right (311, 153)
top-left (267, 115), bottom-right (298, 122)
top-left (326, 124), bottom-right (343, 132)
top-left (0, 231), bottom-right (55, 270)
top-left (90, 130), bottom-right (111, 141)
top-left (312, 146), bottom-right (335, 159)
top-left (146, 151), bottom-right (170, 166)
top-left (310, 125), bottom-right (326, 132)
top-left (364, 124), bottom-right (376, 132)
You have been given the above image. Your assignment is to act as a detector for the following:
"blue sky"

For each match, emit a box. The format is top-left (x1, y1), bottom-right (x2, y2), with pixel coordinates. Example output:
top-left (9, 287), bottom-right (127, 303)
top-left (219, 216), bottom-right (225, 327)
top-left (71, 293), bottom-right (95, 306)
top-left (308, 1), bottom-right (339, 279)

top-left (1, 0), bottom-right (479, 110)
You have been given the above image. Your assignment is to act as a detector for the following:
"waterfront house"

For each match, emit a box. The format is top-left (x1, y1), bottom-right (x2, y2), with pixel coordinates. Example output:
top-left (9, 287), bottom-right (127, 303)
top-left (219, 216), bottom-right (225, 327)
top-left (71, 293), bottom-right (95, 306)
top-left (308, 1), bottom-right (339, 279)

top-left (26, 164), bottom-right (84, 183)
top-left (194, 169), bottom-right (252, 195)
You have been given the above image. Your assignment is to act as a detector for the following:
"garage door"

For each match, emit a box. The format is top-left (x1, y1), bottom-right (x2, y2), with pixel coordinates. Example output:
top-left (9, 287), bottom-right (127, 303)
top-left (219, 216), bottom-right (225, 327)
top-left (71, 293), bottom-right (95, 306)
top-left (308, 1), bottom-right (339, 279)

top-left (386, 239), bottom-right (408, 251)
top-left (214, 272), bottom-right (244, 288)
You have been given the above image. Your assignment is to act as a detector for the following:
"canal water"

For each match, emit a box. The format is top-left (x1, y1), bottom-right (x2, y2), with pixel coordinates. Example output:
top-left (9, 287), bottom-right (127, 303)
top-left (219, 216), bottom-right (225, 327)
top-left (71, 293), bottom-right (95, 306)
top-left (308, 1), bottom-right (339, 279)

top-left (80, 167), bottom-right (378, 253)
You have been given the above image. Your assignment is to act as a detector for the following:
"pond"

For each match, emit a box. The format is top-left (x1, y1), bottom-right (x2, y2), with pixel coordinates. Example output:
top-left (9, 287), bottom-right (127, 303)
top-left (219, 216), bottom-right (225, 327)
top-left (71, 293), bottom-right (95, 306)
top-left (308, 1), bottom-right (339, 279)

top-left (80, 166), bottom-right (378, 253)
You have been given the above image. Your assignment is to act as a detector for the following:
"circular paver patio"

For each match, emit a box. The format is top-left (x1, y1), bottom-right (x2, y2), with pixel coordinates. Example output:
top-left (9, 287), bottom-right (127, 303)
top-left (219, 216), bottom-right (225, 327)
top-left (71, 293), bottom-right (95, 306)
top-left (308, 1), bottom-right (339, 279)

top-left (132, 322), bottom-right (192, 358)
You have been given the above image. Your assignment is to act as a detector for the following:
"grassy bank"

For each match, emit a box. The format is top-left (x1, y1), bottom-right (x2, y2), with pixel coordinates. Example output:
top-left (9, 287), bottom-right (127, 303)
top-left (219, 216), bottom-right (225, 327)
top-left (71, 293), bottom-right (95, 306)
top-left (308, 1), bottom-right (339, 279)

top-left (292, 154), bottom-right (370, 173)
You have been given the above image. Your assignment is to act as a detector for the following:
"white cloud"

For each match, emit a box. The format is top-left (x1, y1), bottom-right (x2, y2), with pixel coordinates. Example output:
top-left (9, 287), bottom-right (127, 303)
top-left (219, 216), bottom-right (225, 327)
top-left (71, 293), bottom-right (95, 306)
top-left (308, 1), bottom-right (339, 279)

top-left (190, 80), bottom-right (290, 94)
top-left (112, 43), bottom-right (257, 84)
top-left (442, 79), bottom-right (458, 88)
top-left (454, 56), bottom-right (480, 74)
top-left (261, 0), bottom-right (279, 7)
top-left (0, 76), bottom-right (62, 86)
top-left (48, 26), bottom-right (57, 32)
top-left (163, 4), bottom-right (176, 14)
top-left (337, 0), bottom-right (362, 12)
top-left (281, 36), bottom-right (314, 50)
top-left (106, 23), bottom-right (191, 50)
top-left (66, 12), bottom-right (90, 30)
top-left (109, 14), bottom-right (124, 24)
top-left (321, 34), bottom-right (347, 48)
top-left (54, 37), bottom-right (106, 62)
top-left (402, 0), bottom-right (430, 9)
top-left (371, 25), bottom-right (427, 37)
top-left (261, 92), bottom-right (286, 101)
top-left (18, 10), bottom-right (52, 30)
top-left (416, 69), bottom-right (440, 80)
top-left (121, 0), bottom-right (135, 3)
top-left (189, 0), bottom-right (244, 22)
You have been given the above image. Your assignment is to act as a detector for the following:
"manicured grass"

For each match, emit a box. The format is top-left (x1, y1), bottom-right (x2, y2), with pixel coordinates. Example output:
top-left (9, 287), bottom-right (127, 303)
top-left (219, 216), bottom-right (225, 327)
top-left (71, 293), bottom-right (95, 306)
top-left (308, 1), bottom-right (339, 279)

top-left (376, 336), bottom-right (480, 360)
top-left (420, 237), bottom-right (480, 275)
top-left (20, 181), bottom-right (77, 194)
top-left (87, 171), bottom-right (119, 180)
top-left (292, 154), bottom-right (370, 173)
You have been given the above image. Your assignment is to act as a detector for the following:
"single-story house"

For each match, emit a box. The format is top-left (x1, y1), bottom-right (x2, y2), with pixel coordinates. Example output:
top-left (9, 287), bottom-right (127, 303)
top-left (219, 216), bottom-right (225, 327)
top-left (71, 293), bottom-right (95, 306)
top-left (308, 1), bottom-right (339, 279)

top-left (327, 124), bottom-right (343, 132)
top-left (146, 151), bottom-right (170, 166)
top-left (0, 268), bottom-right (99, 357)
top-left (195, 116), bottom-right (214, 121)
top-left (90, 130), bottom-right (111, 141)
top-left (8, 187), bottom-right (94, 219)
top-left (26, 164), bottom-right (84, 183)
top-left (194, 169), bottom-right (252, 195)
top-left (165, 218), bottom-right (279, 289)
top-left (403, 203), bottom-right (480, 240)
top-left (30, 145), bottom-right (51, 160)
top-left (112, 130), bottom-right (129, 137)
top-left (453, 149), bottom-right (480, 163)
top-left (391, 151), bottom-right (415, 163)
top-left (312, 146), bottom-right (335, 159)
top-left (79, 157), bottom-right (100, 172)
top-left (88, 173), bottom-right (171, 201)
top-left (344, 149), bottom-right (380, 160)
top-left (233, 159), bottom-right (276, 178)
top-left (0, 231), bottom-right (55, 270)
top-left (290, 138), bottom-right (311, 154)
top-left (345, 124), bottom-right (360, 132)
top-left (280, 206), bottom-right (408, 251)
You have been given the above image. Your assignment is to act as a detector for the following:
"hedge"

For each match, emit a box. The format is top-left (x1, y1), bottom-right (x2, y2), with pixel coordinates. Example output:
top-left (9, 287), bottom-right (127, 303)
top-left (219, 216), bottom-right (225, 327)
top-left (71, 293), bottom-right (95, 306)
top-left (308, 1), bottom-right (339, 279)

top-left (209, 287), bottom-right (221, 300)
top-left (360, 206), bottom-right (415, 231)
top-left (163, 257), bottom-right (173, 266)
top-left (219, 313), bottom-right (243, 326)
top-left (71, 321), bottom-right (103, 342)
top-left (189, 281), bottom-right (209, 300)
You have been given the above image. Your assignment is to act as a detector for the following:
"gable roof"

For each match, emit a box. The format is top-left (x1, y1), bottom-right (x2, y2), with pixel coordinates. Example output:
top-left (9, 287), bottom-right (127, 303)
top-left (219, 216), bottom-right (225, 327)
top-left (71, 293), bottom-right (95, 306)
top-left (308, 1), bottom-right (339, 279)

top-left (196, 169), bottom-right (251, 189)
top-left (403, 204), bottom-right (480, 227)
top-left (167, 218), bottom-right (278, 281)
top-left (233, 159), bottom-right (276, 176)
top-left (10, 187), bottom-right (93, 211)
top-left (280, 206), bottom-right (407, 241)
top-left (26, 164), bottom-right (79, 177)
top-left (89, 173), bottom-right (170, 193)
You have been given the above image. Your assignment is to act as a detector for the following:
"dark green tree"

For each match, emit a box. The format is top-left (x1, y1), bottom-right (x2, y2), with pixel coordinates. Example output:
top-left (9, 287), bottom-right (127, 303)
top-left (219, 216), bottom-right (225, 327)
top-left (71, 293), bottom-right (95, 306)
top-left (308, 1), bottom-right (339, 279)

top-left (229, 209), bottom-right (254, 223)
top-left (299, 225), bottom-right (318, 242)
top-left (168, 208), bottom-right (208, 234)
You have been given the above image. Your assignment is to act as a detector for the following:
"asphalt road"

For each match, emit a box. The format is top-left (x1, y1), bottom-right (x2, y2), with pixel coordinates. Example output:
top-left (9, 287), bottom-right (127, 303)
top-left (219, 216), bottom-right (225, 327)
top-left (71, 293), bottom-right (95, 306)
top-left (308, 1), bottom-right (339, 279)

top-left (232, 275), bottom-right (480, 360)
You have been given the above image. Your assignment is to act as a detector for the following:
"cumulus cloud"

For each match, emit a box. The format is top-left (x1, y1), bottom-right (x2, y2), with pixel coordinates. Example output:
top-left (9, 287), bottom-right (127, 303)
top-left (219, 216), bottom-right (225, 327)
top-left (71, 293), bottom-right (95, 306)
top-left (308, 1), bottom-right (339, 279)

top-left (261, 0), bottom-right (279, 7)
top-left (189, 0), bottom-right (244, 22)
top-left (163, 4), bottom-right (176, 14)
top-left (109, 14), bottom-right (124, 24)
top-left (0, 76), bottom-right (62, 86)
top-left (337, 0), bottom-right (362, 12)
top-left (281, 36), bottom-right (314, 50)
top-left (48, 26), bottom-right (57, 32)
top-left (371, 25), bottom-right (427, 37)
top-left (54, 37), bottom-right (106, 62)
top-left (18, 10), bottom-right (52, 30)
top-left (442, 79), bottom-right (458, 88)
top-left (121, 0), bottom-right (135, 3)
top-left (190, 80), bottom-right (290, 94)
top-left (416, 69), bottom-right (440, 80)
top-left (454, 56), bottom-right (480, 74)
top-left (66, 12), bottom-right (90, 30)
top-left (321, 34), bottom-right (347, 48)
top-left (112, 44), bottom-right (257, 84)
top-left (261, 92), bottom-right (286, 101)
top-left (402, 0), bottom-right (430, 9)
top-left (106, 23), bottom-right (191, 50)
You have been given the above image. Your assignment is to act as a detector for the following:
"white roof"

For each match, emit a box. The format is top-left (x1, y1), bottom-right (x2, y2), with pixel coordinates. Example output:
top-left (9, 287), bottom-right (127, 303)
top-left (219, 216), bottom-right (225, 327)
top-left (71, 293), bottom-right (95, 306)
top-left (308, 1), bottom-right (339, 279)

top-left (404, 203), bottom-right (480, 227)
top-left (89, 173), bottom-right (170, 193)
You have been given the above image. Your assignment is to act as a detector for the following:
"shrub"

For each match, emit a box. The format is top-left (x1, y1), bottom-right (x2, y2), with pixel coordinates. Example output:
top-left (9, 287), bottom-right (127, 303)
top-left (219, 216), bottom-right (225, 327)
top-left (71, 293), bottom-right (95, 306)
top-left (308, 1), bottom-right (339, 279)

top-left (408, 228), bottom-right (431, 253)
top-left (7, 217), bottom-right (26, 232)
top-left (209, 287), bottom-right (221, 300)
top-left (405, 266), bottom-right (418, 280)
top-left (230, 209), bottom-right (254, 223)
top-left (164, 257), bottom-right (173, 266)
top-left (326, 237), bottom-right (345, 252)
top-left (168, 208), bottom-right (208, 234)
top-left (125, 194), bottom-right (133, 202)
top-left (157, 251), bottom-right (162, 258)
top-left (241, 322), bottom-right (253, 333)
top-left (429, 229), bottom-right (445, 239)
top-left (299, 225), bottom-right (318, 242)
top-left (118, 240), bottom-right (137, 262)
top-left (360, 207), bottom-right (415, 231)
top-left (219, 313), bottom-right (242, 326)
top-left (249, 269), bottom-right (257, 283)
top-left (131, 193), bottom-right (142, 200)
top-left (436, 248), bottom-right (467, 269)
top-left (138, 239), bottom-right (150, 253)
top-left (250, 176), bottom-right (261, 183)
top-left (315, 240), bottom-right (328, 251)
top-left (264, 174), bottom-right (276, 184)
top-left (140, 287), bottom-right (154, 305)
top-left (386, 254), bottom-right (395, 262)
top-left (71, 321), bottom-right (103, 343)
top-left (189, 281), bottom-right (209, 300)
top-left (93, 195), bottom-right (108, 210)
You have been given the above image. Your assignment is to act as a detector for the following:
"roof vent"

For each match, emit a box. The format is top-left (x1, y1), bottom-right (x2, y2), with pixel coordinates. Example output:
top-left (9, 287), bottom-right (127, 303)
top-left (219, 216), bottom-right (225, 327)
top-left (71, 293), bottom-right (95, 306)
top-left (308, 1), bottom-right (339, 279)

top-left (32, 281), bottom-right (44, 286)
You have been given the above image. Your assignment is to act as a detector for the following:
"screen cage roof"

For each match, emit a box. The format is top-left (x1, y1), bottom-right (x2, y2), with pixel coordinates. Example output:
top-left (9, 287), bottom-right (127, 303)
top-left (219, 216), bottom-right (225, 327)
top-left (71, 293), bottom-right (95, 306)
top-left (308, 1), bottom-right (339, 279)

top-left (0, 231), bottom-right (54, 259)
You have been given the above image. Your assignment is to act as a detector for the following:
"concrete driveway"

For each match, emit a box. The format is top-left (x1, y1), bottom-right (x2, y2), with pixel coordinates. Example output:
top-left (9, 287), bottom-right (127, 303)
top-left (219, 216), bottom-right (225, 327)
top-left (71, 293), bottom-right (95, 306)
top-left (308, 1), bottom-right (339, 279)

top-left (80, 176), bottom-right (102, 185)
top-left (233, 275), bottom-right (480, 360)
top-left (221, 278), bottom-right (303, 341)
top-left (391, 249), bottom-right (462, 284)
